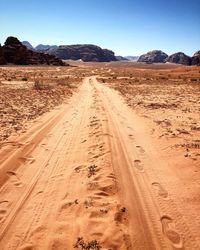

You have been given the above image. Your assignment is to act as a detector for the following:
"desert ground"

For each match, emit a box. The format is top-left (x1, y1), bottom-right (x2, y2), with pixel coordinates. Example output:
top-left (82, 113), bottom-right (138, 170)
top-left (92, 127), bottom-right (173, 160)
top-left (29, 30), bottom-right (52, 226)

top-left (0, 62), bottom-right (199, 250)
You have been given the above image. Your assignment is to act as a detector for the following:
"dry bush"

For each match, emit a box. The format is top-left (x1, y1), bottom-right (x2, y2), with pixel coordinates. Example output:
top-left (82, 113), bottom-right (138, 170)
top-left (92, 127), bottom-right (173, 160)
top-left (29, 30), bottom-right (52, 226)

top-left (74, 237), bottom-right (102, 250)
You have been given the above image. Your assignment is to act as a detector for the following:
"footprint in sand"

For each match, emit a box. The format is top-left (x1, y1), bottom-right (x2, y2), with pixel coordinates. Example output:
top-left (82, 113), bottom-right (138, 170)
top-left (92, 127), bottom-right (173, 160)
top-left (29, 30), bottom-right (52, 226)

top-left (19, 156), bottom-right (35, 164)
top-left (0, 201), bottom-right (9, 221)
top-left (152, 182), bottom-right (169, 200)
top-left (127, 126), bottom-right (134, 131)
top-left (128, 134), bottom-right (134, 140)
top-left (74, 165), bottom-right (86, 173)
top-left (136, 145), bottom-right (145, 154)
top-left (7, 171), bottom-right (23, 187)
top-left (17, 243), bottom-right (34, 250)
top-left (161, 215), bottom-right (183, 249)
top-left (133, 160), bottom-right (144, 172)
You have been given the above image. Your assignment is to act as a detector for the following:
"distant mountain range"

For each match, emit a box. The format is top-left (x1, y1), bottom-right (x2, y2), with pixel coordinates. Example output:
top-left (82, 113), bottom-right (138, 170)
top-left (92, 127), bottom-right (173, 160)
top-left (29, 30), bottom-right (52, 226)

top-left (0, 37), bottom-right (199, 66)
top-left (22, 41), bottom-right (140, 62)
top-left (125, 56), bottom-right (139, 61)
top-left (35, 44), bottom-right (58, 52)
top-left (22, 41), bottom-right (58, 52)
top-left (22, 41), bottom-right (35, 51)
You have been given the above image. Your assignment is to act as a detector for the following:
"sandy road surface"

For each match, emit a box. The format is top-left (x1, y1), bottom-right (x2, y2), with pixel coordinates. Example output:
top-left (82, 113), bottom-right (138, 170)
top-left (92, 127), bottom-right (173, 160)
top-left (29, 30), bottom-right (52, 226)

top-left (0, 77), bottom-right (199, 249)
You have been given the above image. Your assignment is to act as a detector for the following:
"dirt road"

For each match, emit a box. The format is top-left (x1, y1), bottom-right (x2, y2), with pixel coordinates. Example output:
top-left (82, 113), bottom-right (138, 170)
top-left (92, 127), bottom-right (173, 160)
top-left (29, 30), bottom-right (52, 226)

top-left (0, 77), bottom-right (199, 249)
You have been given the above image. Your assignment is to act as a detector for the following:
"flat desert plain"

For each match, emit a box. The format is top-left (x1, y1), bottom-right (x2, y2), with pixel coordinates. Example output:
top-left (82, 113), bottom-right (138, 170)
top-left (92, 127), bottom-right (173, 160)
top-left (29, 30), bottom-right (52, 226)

top-left (0, 62), bottom-right (199, 250)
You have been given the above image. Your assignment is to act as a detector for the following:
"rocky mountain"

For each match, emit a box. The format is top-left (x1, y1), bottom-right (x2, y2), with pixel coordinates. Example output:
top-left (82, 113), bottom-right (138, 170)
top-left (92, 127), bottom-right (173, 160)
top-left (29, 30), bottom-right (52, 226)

top-left (166, 52), bottom-right (191, 65)
top-left (125, 56), bottom-right (139, 61)
top-left (22, 41), bottom-right (35, 51)
top-left (191, 50), bottom-right (200, 65)
top-left (35, 44), bottom-right (58, 52)
top-left (1, 37), bottom-right (64, 66)
top-left (138, 50), bottom-right (168, 63)
top-left (46, 44), bottom-right (117, 62)
top-left (22, 41), bottom-right (117, 62)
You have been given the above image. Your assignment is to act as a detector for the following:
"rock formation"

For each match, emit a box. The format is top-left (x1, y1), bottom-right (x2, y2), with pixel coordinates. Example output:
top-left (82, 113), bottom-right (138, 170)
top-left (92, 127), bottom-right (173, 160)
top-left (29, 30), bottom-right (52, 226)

top-left (166, 52), bottom-right (191, 65)
top-left (47, 44), bottom-right (117, 62)
top-left (138, 50), bottom-right (168, 63)
top-left (21, 40), bottom-right (118, 62)
top-left (191, 50), bottom-right (200, 65)
top-left (1, 37), bottom-right (64, 66)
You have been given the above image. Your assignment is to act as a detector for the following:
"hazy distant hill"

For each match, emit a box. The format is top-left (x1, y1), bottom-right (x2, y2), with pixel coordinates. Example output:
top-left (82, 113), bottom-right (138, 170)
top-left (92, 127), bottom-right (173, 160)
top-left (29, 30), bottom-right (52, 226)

top-left (22, 41), bottom-right (58, 52)
top-left (116, 56), bottom-right (129, 61)
top-left (125, 56), bottom-right (139, 61)
top-left (35, 44), bottom-right (58, 52)
top-left (22, 41), bottom-right (35, 51)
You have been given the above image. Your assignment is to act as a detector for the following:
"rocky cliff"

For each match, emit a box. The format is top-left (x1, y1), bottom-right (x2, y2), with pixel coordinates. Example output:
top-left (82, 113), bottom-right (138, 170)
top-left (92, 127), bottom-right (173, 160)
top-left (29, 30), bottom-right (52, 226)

top-left (47, 44), bottom-right (117, 62)
top-left (138, 50), bottom-right (168, 63)
top-left (1, 37), bottom-right (64, 66)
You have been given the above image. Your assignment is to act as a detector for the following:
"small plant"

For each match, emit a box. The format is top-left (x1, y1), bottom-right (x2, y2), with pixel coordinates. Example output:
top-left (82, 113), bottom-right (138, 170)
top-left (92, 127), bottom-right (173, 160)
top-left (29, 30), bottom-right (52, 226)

top-left (88, 165), bottom-right (97, 178)
top-left (74, 237), bottom-right (102, 250)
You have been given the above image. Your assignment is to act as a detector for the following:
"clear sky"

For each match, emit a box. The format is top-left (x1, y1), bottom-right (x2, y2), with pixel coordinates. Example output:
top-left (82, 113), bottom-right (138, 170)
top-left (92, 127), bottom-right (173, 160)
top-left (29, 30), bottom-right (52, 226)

top-left (0, 0), bottom-right (199, 56)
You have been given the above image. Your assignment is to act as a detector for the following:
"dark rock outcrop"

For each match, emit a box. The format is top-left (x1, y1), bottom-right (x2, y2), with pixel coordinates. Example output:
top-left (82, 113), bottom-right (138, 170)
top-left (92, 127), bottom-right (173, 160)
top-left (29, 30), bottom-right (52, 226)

top-left (47, 44), bottom-right (117, 62)
top-left (191, 50), bottom-right (200, 65)
top-left (138, 50), bottom-right (168, 63)
top-left (1, 37), bottom-right (64, 66)
top-left (166, 52), bottom-right (191, 65)
top-left (0, 44), bottom-right (6, 65)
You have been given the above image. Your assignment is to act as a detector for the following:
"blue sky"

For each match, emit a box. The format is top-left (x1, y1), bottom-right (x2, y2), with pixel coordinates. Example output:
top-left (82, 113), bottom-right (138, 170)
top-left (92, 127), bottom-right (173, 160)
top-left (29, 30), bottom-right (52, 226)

top-left (0, 0), bottom-right (199, 56)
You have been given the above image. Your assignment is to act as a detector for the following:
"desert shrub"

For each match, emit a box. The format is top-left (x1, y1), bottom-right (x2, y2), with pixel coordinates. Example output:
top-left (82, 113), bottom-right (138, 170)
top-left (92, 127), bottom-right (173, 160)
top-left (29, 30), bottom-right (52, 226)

top-left (74, 237), bottom-right (102, 250)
